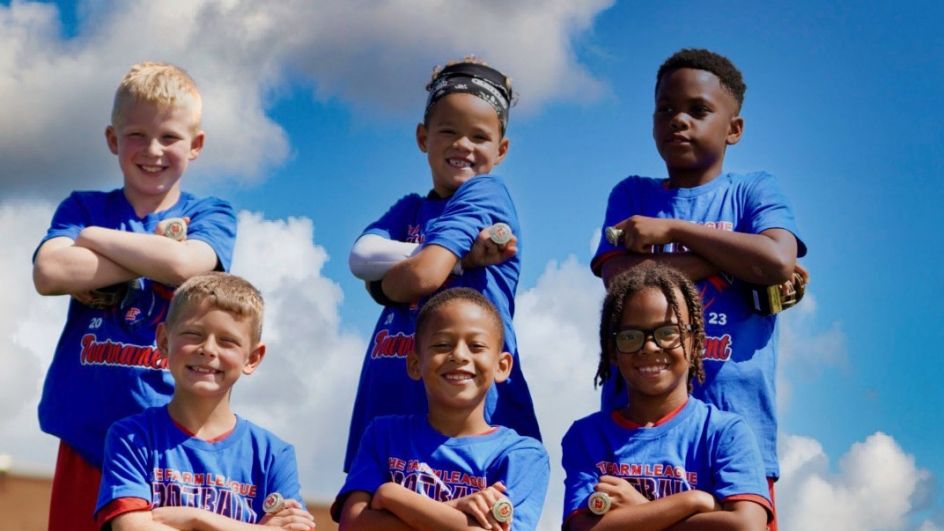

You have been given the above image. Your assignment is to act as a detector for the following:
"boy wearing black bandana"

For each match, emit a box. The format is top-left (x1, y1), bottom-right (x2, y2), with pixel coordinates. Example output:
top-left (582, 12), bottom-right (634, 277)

top-left (344, 58), bottom-right (542, 476)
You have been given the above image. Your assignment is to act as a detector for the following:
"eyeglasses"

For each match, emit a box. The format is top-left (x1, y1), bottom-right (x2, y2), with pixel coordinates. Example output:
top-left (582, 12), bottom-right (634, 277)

top-left (612, 324), bottom-right (691, 354)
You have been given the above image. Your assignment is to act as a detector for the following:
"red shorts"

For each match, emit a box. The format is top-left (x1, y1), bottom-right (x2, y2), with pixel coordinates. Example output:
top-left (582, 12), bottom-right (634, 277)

top-left (48, 441), bottom-right (101, 531)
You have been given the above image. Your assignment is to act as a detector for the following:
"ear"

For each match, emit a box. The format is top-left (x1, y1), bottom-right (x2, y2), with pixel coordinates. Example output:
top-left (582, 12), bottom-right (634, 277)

top-left (105, 126), bottom-right (119, 155)
top-left (416, 123), bottom-right (429, 153)
top-left (406, 349), bottom-right (423, 381)
top-left (726, 115), bottom-right (744, 146)
top-left (156, 323), bottom-right (169, 356)
top-left (492, 351), bottom-right (514, 384)
top-left (189, 130), bottom-right (205, 160)
top-left (493, 137), bottom-right (510, 166)
top-left (242, 342), bottom-right (266, 376)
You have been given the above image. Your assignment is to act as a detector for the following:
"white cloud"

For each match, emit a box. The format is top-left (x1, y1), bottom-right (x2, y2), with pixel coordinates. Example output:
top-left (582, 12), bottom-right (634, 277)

top-left (778, 432), bottom-right (934, 531)
top-left (0, 0), bottom-right (612, 198)
top-left (776, 293), bottom-right (848, 411)
top-left (514, 255), bottom-right (606, 529)
top-left (228, 212), bottom-right (364, 501)
top-left (0, 200), bottom-right (65, 472)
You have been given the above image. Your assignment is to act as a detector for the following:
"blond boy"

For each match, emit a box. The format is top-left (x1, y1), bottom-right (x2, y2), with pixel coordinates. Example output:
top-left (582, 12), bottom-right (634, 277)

top-left (95, 273), bottom-right (315, 530)
top-left (32, 62), bottom-right (236, 530)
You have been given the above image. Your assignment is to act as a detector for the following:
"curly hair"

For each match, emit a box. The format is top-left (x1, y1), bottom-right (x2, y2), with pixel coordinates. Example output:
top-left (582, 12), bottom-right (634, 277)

top-left (595, 265), bottom-right (706, 394)
top-left (656, 48), bottom-right (746, 110)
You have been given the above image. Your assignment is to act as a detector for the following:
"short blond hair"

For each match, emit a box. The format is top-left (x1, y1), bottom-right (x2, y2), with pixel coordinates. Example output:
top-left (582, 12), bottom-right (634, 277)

top-left (165, 272), bottom-right (264, 344)
top-left (111, 61), bottom-right (203, 131)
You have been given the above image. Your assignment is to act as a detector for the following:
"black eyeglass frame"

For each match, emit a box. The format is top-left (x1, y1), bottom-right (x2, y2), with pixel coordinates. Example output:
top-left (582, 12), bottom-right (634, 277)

top-left (611, 324), bottom-right (693, 354)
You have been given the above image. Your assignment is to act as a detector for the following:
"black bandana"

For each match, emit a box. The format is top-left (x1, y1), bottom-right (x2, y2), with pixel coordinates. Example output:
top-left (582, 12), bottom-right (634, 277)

top-left (425, 63), bottom-right (512, 131)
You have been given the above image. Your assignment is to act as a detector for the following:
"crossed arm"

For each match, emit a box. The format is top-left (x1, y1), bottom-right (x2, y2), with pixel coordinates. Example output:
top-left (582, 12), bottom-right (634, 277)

top-left (33, 220), bottom-right (218, 295)
top-left (601, 215), bottom-right (798, 287)
top-left (567, 476), bottom-right (767, 531)
top-left (339, 482), bottom-right (510, 531)
top-left (108, 499), bottom-right (316, 531)
top-left (352, 228), bottom-right (517, 304)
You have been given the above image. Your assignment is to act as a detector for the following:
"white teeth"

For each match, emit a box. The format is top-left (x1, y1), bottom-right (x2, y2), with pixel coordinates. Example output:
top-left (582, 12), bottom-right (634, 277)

top-left (189, 366), bottom-right (218, 374)
top-left (448, 159), bottom-right (472, 168)
top-left (638, 364), bottom-right (668, 374)
top-left (444, 373), bottom-right (473, 381)
top-left (140, 165), bottom-right (163, 173)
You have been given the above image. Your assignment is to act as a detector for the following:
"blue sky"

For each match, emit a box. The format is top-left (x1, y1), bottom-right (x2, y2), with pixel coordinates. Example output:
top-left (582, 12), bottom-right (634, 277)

top-left (1, 1), bottom-right (942, 529)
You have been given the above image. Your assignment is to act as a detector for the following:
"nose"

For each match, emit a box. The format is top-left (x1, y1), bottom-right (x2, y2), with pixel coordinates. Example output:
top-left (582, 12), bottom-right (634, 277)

top-left (448, 343), bottom-right (472, 363)
top-left (452, 135), bottom-right (473, 151)
top-left (197, 338), bottom-right (220, 357)
top-left (669, 112), bottom-right (689, 131)
top-left (145, 137), bottom-right (162, 156)
top-left (638, 333), bottom-right (662, 355)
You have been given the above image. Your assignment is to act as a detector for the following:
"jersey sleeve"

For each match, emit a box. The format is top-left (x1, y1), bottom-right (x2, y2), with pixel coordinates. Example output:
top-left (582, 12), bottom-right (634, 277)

top-left (33, 192), bottom-right (88, 260)
top-left (492, 437), bottom-right (549, 531)
top-left (709, 414), bottom-right (773, 518)
top-left (591, 178), bottom-right (636, 276)
top-left (742, 172), bottom-right (807, 257)
top-left (184, 197), bottom-right (238, 272)
top-left (561, 420), bottom-right (601, 526)
top-left (362, 194), bottom-right (423, 241)
top-left (331, 418), bottom-right (390, 521)
top-left (423, 175), bottom-right (517, 259)
top-left (265, 443), bottom-right (304, 506)
top-left (95, 419), bottom-right (153, 517)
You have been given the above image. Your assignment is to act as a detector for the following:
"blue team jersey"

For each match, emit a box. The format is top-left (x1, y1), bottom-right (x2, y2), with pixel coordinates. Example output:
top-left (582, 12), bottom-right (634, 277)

top-left (344, 175), bottom-right (540, 470)
top-left (35, 188), bottom-right (237, 466)
top-left (335, 414), bottom-right (549, 531)
top-left (591, 172), bottom-right (806, 478)
top-left (95, 406), bottom-right (302, 524)
top-left (561, 399), bottom-right (771, 525)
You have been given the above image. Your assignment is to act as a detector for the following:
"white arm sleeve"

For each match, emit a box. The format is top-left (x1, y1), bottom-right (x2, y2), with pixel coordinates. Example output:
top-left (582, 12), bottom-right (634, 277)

top-left (348, 234), bottom-right (421, 281)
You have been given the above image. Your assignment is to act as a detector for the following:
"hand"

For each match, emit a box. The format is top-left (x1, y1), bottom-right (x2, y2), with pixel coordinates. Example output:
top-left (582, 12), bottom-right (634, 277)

top-left (155, 216), bottom-right (190, 241)
top-left (259, 498), bottom-right (317, 530)
top-left (614, 216), bottom-right (676, 253)
top-left (73, 282), bottom-right (129, 309)
top-left (461, 228), bottom-right (518, 269)
top-left (593, 475), bottom-right (649, 510)
top-left (449, 481), bottom-right (510, 531)
top-left (776, 263), bottom-right (809, 309)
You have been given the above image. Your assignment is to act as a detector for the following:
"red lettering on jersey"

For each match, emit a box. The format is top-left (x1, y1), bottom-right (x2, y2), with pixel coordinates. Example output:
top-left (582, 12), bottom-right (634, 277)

top-left (370, 330), bottom-right (415, 359)
top-left (80, 334), bottom-right (166, 370)
top-left (703, 334), bottom-right (733, 361)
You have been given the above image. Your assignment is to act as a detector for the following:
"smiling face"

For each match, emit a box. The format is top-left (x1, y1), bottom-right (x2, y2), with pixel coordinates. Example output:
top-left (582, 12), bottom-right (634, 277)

top-left (614, 287), bottom-right (692, 407)
top-left (653, 68), bottom-right (743, 186)
top-left (106, 99), bottom-right (204, 211)
top-left (158, 300), bottom-right (264, 401)
top-left (408, 299), bottom-right (512, 414)
top-left (417, 93), bottom-right (509, 197)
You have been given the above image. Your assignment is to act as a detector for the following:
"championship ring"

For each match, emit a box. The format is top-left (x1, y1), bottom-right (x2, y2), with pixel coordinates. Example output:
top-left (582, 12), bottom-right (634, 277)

top-left (161, 218), bottom-right (187, 241)
top-left (588, 491), bottom-right (611, 515)
top-left (491, 498), bottom-right (513, 523)
top-left (749, 270), bottom-right (806, 315)
top-left (488, 223), bottom-right (513, 246)
top-left (263, 492), bottom-right (285, 514)
top-left (605, 226), bottom-right (624, 246)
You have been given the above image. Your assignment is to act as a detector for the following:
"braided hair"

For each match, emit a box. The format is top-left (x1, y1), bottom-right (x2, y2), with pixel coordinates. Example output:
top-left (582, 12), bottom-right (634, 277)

top-left (595, 265), bottom-right (706, 394)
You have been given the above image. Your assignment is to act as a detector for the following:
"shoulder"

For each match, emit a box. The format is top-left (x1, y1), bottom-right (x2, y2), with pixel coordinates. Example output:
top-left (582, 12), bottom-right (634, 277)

top-left (725, 170), bottom-right (780, 191)
top-left (495, 427), bottom-right (547, 456)
top-left (58, 188), bottom-right (121, 208)
top-left (107, 407), bottom-right (165, 443)
top-left (693, 400), bottom-right (754, 440)
top-left (608, 175), bottom-right (662, 195)
top-left (454, 174), bottom-right (512, 199)
top-left (239, 417), bottom-right (295, 452)
top-left (563, 411), bottom-right (609, 440)
top-left (177, 192), bottom-right (235, 212)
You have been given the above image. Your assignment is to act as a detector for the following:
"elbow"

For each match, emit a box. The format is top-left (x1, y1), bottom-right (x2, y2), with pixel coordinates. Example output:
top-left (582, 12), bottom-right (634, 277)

top-left (33, 263), bottom-right (63, 295)
top-left (766, 254), bottom-right (795, 285)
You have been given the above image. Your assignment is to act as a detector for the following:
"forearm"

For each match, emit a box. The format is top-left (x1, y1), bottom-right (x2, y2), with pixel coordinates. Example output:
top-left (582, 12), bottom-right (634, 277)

top-left (665, 500), bottom-right (767, 531)
top-left (33, 238), bottom-right (138, 294)
top-left (601, 253), bottom-right (719, 288)
top-left (77, 226), bottom-right (218, 286)
top-left (151, 506), bottom-right (270, 531)
top-left (380, 245), bottom-right (456, 303)
top-left (570, 491), bottom-right (706, 531)
top-left (375, 485), bottom-right (484, 531)
top-left (349, 234), bottom-right (420, 281)
top-left (668, 222), bottom-right (795, 285)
